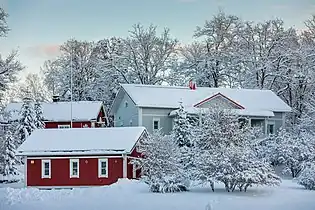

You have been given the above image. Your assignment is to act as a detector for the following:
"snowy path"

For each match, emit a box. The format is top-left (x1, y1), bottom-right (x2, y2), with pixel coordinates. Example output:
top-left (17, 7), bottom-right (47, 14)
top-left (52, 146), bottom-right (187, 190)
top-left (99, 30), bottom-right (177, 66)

top-left (0, 179), bottom-right (314, 210)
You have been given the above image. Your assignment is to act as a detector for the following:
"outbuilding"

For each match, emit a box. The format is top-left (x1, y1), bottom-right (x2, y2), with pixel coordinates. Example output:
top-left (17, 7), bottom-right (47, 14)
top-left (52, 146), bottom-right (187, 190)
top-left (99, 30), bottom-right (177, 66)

top-left (17, 127), bottom-right (146, 188)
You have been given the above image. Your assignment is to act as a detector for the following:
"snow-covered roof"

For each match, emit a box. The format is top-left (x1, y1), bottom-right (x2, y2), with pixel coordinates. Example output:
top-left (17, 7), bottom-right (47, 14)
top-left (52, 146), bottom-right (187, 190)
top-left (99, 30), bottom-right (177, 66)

top-left (5, 101), bottom-right (104, 122)
top-left (113, 84), bottom-right (291, 113)
top-left (17, 127), bottom-right (146, 156)
top-left (169, 107), bottom-right (275, 117)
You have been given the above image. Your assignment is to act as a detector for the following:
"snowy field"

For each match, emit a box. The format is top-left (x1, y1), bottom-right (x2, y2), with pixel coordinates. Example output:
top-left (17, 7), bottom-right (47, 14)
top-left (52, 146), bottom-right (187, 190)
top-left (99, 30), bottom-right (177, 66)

top-left (0, 179), bottom-right (314, 210)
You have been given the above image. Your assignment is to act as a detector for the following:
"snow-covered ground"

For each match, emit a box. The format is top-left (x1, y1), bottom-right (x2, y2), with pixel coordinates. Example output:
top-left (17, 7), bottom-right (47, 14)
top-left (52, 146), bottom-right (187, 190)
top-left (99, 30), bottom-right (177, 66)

top-left (0, 179), bottom-right (314, 210)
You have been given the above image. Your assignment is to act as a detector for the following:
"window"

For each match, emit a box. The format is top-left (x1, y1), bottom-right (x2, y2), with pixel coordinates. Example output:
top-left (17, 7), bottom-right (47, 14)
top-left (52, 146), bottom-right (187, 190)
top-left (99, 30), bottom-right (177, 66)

top-left (58, 124), bottom-right (70, 129)
top-left (70, 159), bottom-right (79, 178)
top-left (153, 118), bottom-right (160, 131)
top-left (267, 124), bottom-right (275, 135)
top-left (98, 159), bottom-right (108, 178)
top-left (125, 101), bottom-right (128, 108)
top-left (41, 160), bottom-right (51, 179)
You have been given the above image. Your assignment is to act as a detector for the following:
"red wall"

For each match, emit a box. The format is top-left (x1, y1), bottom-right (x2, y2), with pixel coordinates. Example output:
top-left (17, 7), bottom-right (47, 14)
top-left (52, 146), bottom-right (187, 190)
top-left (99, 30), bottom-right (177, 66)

top-left (27, 157), bottom-right (123, 187)
top-left (45, 121), bottom-right (92, 129)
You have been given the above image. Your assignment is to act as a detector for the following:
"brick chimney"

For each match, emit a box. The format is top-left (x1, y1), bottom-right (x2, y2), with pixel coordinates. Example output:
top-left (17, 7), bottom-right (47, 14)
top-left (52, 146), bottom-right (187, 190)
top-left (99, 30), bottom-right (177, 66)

top-left (189, 80), bottom-right (196, 90)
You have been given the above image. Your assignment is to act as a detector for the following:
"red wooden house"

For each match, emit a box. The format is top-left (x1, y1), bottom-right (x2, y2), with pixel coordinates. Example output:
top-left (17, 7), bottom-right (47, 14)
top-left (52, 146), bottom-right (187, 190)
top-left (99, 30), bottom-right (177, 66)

top-left (5, 100), bottom-right (107, 128)
top-left (17, 127), bottom-right (146, 188)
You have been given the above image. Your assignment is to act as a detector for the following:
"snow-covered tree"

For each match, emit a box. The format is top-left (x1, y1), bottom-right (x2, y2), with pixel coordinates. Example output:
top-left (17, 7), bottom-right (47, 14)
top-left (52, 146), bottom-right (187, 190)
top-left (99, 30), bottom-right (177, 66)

top-left (178, 11), bottom-right (243, 88)
top-left (121, 24), bottom-right (178, 85)
top-left (297, 161), bottom-right (315, 190)
top-left (0, 129), bottom-right (18, 181)
top-left (17, 73), bottom-right (51, 102)
top-left (171, 102), bottom-right (192, 147)
top-left (133, 130), bottom-right (188, 193)
top-left (34, 101), bottom-right (45, 129)
top-left (16, 97), bottom-right (37, 145)
top-left (193, 108), bottom-right (280, 192)
top-left (262, 128), bottom-right (315, 178)
top-left (0, 8), bottom-right (24, 103)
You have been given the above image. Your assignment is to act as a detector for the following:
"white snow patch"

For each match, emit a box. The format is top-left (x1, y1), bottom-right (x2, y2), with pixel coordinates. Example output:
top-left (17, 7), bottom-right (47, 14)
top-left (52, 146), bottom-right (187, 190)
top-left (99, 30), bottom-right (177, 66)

top-left (0, 179), bottom-right (314, 210)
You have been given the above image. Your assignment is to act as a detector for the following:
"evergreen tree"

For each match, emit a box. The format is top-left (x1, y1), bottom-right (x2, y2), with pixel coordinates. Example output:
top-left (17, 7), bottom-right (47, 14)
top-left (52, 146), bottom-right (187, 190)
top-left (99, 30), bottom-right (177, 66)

top-left (34, 101), bottom-right (45, 129)
top-left (133, 130), bottom-right (187, 193)
top-left (16, 97), bottom-right (37, 145)
top-left (171, 102), bottom-right (192, 147)
top-left (0, 129), bottom-right (18, 181)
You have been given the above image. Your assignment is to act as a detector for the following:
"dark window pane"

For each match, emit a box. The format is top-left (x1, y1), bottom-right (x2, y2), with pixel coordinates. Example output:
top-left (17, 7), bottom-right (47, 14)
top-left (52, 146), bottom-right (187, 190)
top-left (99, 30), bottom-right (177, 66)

top-left (44, 162), bottom-right (50, 176)
top-left (101, 161), bottom-right (106, 168)
top-left (153, 121), bottom-right (159, 129)
top-left (101, 168), bottom-right (107, 175)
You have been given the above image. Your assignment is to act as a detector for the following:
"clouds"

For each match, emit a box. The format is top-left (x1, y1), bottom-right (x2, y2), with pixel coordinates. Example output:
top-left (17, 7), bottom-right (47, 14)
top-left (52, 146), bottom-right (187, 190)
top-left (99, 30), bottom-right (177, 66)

top-left (25, 44), bottom-right (60, 59)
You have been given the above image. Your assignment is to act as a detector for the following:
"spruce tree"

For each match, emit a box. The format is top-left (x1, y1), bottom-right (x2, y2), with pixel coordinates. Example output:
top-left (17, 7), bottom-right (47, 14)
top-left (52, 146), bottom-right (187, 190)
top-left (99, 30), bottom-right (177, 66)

top-left (16, 97), bottom-right (37, 145)
top-left (34, 101), bottom-right (45, 129)
top-left (0, 129), bottom-right (18, 181)
top-left (172, 102), bottom-right (192, 147)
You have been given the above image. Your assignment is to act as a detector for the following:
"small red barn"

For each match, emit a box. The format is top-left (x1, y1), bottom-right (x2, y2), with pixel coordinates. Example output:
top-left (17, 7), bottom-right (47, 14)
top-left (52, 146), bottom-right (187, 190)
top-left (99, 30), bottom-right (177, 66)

top-left (5, 100), bottom-right (107, 128)
top-left (17, 127), bottom-right (146, 188)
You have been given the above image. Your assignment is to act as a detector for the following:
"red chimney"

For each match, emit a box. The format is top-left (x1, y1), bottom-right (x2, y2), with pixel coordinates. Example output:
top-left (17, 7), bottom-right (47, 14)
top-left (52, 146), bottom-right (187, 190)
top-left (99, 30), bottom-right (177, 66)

top-left (189, 80), bottom-right (196, 90)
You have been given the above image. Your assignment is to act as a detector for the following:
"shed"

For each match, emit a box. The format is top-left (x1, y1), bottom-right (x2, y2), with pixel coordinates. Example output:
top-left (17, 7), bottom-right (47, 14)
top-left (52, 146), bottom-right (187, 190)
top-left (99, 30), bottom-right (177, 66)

top-left (17, 127), bottom-right (146, 188)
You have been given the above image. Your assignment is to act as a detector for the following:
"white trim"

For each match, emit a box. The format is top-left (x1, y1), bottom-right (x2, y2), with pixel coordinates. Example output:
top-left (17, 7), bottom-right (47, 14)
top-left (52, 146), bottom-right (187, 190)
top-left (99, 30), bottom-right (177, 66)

top-left (41, 159), bottom-right (51, 179)
top-left (58, 124), bottom-right (70, 129)
top-left (152, 117), bottom-right (160, 131)
top-left (18, 151), bottom-right (127, 156)
top-left (69, 159), bottom-right (79, 178)
top-left (132, 164), bottom-right (136, 179)
top-left (25, 155), bottom-right (124, 160)
top-left (142, 114), bottom-right (168, 117)
top-left (138, 107), bottom-right (142, 126)
top-left (98, 158), bottom-right (108, 178)
top-left (122, 154), bottom-right (127, 178)
top-left (24, 156), bottom-right (27, 187)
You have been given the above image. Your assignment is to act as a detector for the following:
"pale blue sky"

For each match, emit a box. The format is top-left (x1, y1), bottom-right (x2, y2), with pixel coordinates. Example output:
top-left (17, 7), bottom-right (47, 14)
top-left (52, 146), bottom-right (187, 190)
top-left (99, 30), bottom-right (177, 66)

top-left (1, 0), bottom-right (315, 76)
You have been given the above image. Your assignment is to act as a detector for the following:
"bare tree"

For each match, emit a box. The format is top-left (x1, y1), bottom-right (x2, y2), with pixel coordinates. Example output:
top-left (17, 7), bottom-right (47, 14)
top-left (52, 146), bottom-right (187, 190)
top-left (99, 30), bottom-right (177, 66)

top-left (122, 24), bottom-right (178, 85)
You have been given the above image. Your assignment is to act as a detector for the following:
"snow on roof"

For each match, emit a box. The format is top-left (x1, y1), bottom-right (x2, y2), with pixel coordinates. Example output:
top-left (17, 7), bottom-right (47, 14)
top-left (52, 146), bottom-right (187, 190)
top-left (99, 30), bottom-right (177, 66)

top-left (17, 127), bottom-right (146, 156)
top-left (119, 84), bottom-right (291, 112)
top-left (5, 101), bottom-right (103, 122)
top-left (169, 107), bottom-right (275, 117)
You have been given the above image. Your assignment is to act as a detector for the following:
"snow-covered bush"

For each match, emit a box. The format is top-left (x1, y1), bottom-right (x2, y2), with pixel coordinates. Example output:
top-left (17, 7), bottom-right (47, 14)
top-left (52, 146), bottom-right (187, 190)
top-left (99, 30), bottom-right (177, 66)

top-left (193, 107), bottom-right (280, 192)
top-left (297, 162), bottom-right (315, 190)
top-left (133, 130), bottom-right (188, 193)
top-left (261, 128), bottom-right (315, 178)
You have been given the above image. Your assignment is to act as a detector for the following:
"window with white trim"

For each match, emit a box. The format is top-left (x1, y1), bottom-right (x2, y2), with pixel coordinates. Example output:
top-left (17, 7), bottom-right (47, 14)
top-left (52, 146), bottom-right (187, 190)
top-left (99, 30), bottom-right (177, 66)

top-left (70, 159), bottom-right (79, 178)
top-left (41, 159), bottom-right (51, 178)
top-left (267, 123), bottom-right (275, 135)
top-left (153, 118), bottom-right (160, 131)
top-left (58, 124), bottom-right (70, 129)
top-left (98, 159), bottom-right (108, 178)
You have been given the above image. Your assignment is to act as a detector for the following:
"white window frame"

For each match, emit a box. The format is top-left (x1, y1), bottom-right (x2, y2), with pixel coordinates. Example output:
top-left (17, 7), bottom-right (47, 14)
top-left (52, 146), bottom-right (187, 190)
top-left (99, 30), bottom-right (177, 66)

top-left (98, 158), bottom-right (108, 178)
top-left (69, 159), bottom-right (79, 178)
top-left (41, 159), bottom-right (51, 179)
top-left (152, 117), bottom-right (160, 131)
top-left (58, 124), bottom-right (70, 129)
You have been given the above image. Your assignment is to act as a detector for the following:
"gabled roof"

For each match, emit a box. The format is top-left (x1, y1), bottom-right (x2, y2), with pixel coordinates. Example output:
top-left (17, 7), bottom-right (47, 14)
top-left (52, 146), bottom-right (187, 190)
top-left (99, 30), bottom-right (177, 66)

top-left (113, 84), bottom-right (291, 113)
top-left (17, 127), bottom-right (146, 156)
top-left (5, 101), bottom-right (104, 122)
